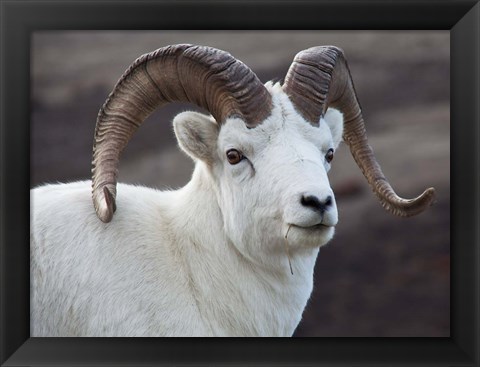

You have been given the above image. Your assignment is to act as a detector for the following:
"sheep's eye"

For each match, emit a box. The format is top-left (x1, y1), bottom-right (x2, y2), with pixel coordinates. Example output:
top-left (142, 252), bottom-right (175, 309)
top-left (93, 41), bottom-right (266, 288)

top-left (226, 149), bottom-right (243, 165)
top-left (325, 148), bottom-right (334, 163)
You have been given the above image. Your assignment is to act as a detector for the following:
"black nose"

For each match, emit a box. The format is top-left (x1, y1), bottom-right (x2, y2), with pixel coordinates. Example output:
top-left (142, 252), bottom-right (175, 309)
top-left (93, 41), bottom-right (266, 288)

top-left (301, 194), bottom-right (333, 214)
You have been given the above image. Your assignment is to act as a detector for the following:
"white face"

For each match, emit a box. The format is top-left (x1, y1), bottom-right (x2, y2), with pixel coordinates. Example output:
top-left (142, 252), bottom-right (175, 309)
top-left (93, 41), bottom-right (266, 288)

top-left (174, 83), bottom-right (344, 266)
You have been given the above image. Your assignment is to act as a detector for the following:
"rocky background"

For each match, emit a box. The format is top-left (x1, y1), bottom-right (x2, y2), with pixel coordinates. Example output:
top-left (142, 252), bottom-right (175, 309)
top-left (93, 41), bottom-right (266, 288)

top-left (31, 31), bottom-right (450, 337)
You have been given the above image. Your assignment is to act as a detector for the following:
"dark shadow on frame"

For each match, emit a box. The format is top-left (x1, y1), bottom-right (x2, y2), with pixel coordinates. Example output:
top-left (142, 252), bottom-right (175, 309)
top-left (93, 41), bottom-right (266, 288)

top-left (1, 0), bottom-right (478, 366)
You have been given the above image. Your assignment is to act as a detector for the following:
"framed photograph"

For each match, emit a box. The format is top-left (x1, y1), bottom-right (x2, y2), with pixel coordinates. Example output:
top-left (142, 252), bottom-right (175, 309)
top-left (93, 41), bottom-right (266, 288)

top-left (1, 0), bottom-right (478, 366)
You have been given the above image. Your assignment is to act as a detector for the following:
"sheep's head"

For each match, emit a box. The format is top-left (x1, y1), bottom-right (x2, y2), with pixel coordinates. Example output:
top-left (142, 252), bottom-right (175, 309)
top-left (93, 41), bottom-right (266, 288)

top-left (173, 86), bottom-right (343, 255)
top-left (91, 45), bottom-right (436, 248)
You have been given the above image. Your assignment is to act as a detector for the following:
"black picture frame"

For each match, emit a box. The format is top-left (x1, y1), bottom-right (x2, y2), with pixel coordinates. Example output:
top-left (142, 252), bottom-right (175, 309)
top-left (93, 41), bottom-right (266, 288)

top-left (1, 0), bottom-right (478, 366)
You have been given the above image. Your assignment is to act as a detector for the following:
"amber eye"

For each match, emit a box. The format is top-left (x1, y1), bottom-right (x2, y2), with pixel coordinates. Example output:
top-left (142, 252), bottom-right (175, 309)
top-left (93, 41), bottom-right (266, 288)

top-left (325, 148), bottom-right (334, 163)
top-left (226, 149), bottom-right (243, 165)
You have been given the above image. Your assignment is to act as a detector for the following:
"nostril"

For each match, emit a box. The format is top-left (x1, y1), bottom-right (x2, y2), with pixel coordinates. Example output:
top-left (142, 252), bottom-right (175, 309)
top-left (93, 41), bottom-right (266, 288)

top-left (301, 194), bottom-right (333, 213)
top-left (301, 195), bottom-right (321, 209)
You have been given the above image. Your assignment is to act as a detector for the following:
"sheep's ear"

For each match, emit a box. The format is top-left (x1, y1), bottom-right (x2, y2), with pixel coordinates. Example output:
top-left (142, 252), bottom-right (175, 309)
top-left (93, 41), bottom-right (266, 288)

top-left (324, 108), bottom-right (344, 149)
top-left (173, 111), bottom-right (220, 164)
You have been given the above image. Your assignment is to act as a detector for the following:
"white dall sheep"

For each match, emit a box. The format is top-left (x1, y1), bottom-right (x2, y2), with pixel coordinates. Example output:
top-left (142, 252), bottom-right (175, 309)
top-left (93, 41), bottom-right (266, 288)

top-left (30, 44), bottom-right (435, 337)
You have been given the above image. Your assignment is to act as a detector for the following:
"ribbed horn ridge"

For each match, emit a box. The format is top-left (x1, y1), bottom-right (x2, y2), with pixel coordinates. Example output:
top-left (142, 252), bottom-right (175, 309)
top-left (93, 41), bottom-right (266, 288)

top-left (92, 44), bottom-right (272, 222)
top-left (283, 46), bottom-right (435, 217)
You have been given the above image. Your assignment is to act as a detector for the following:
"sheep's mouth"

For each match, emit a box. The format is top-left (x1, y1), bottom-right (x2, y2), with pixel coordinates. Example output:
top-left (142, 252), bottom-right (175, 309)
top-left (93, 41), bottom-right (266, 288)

top-left (284, 222), bottom-right (335, 249)
top-left (289, 223), bottom-right (334, 231)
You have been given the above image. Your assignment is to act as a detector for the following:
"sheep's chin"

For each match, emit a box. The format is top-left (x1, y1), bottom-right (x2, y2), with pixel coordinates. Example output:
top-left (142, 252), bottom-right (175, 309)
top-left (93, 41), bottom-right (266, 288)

top-left (286, 224), bottom-right (335, 249)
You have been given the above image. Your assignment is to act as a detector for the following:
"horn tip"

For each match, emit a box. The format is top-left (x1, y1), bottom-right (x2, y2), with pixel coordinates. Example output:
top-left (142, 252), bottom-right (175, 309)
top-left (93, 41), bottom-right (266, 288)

top-left (401, 186), bottom-right (436, 217)
top-left (382, 186), bottom-right (437, 218)
top-left (422, 187), bottom-right (436, 206)
top-left (94, 186), bottom-right (116, 223)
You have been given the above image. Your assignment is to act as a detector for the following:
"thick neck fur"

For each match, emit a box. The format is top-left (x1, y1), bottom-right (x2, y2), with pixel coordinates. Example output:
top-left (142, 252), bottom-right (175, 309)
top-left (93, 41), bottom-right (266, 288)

top-left (167, 163), bottom-right (319, 336)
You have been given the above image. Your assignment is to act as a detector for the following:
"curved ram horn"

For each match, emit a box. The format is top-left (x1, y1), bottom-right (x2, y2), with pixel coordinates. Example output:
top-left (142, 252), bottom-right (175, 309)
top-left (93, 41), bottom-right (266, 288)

top-left (283, 46), bottom-right (435, 217)
top-left (92, 44), bottom-right (272, 223)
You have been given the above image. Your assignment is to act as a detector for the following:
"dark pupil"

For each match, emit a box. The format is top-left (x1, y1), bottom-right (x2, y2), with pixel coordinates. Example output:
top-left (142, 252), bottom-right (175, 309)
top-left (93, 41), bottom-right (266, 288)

top-left (227, 149), bottom-right (241, 164)
top-left (326, 149), bottom-right (334, 162)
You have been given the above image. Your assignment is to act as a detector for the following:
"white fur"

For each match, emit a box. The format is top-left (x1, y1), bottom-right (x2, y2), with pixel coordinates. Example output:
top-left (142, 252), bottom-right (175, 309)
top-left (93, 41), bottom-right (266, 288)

top-left (30, 84), bottom-right (344, 337)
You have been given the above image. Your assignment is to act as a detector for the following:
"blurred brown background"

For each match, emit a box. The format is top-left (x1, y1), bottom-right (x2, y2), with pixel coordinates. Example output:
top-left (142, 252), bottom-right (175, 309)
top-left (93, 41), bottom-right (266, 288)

top-left (31, 31), bottom-right (450, 337)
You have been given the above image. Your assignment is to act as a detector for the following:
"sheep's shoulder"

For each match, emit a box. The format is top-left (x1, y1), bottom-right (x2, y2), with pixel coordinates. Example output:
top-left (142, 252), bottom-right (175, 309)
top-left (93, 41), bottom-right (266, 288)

top-left (30, 181), bottom-right (203, 336)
